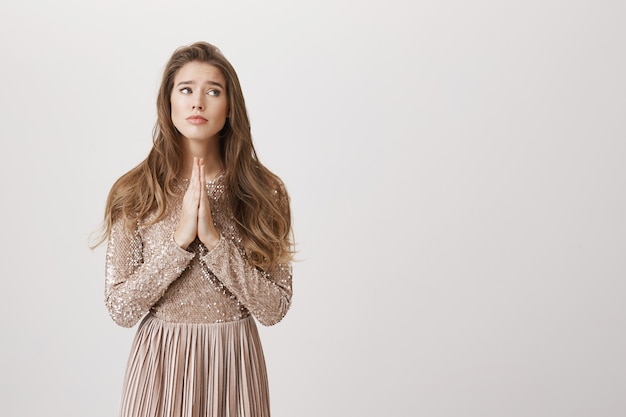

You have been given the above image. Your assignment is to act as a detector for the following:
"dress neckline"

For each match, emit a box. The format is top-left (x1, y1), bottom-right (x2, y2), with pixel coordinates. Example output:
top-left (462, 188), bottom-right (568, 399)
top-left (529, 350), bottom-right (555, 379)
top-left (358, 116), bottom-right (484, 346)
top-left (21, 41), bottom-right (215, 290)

top-left (177, 170), bottom-right (225, 185)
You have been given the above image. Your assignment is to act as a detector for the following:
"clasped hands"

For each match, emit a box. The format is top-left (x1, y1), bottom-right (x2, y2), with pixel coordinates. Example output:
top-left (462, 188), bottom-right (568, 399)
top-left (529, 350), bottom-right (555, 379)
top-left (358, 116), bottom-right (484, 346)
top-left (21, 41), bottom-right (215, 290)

top-left (173, 157), bottom-right (221, 251)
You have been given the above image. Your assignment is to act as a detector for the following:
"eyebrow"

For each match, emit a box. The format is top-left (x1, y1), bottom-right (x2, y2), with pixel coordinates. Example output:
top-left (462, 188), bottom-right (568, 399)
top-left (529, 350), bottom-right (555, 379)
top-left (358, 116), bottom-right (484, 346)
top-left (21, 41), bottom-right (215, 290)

top-left (175, 80), bottom-right (225, 89)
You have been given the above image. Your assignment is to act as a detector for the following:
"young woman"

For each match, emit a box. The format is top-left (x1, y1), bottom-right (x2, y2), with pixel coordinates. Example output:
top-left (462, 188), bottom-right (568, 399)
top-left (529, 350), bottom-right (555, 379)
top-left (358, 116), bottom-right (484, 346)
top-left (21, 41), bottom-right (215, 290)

top-left (98, 41), bottom-right (293, 417)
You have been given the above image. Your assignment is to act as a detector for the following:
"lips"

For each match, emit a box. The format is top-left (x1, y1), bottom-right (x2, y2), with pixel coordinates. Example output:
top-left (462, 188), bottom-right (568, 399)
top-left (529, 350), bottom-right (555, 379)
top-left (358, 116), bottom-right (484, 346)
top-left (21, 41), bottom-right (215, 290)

top-left (187, 115), bottom-right (208, 124)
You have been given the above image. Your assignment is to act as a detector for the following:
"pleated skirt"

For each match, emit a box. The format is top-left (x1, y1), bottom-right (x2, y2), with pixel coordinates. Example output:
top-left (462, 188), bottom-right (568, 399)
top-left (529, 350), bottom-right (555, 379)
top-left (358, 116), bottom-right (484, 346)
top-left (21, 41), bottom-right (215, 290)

top-left (118, 314), bottom-right (270, 417)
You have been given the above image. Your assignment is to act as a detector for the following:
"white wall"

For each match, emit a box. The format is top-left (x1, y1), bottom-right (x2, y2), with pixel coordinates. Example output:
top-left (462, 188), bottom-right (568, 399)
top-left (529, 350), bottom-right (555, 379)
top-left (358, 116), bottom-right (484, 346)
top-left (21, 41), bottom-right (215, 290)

top-left (1, 1), bottom-right (625, 416)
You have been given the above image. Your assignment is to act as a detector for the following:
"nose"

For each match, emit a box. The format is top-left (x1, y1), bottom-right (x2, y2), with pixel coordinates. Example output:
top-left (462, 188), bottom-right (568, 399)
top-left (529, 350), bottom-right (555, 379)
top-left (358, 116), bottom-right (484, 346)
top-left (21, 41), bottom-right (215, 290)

top-left (192, 95), bottom-right (205, 111)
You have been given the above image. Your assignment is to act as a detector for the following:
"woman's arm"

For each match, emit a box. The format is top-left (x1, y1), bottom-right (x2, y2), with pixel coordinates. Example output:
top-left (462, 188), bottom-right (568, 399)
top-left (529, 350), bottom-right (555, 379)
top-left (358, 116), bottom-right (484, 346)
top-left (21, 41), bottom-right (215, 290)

top-left (199, 239), bottom-right (292, 326)
top-left (104, 218), bottom-right (195, 327)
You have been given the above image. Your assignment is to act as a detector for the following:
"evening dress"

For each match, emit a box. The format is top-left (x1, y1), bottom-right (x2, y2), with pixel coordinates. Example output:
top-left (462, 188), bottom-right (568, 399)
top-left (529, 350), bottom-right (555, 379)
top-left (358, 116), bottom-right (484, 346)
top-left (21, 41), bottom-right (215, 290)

top-left (104, 175), bottom-right (292, 417)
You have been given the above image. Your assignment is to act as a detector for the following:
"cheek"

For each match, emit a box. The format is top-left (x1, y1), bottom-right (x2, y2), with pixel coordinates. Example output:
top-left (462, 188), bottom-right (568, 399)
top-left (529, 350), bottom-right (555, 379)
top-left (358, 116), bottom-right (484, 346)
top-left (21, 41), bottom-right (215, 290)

top-left (169, 99), bottom-right (183, 130)
top-left (170, 98), bottom-right (187, 122)
top-left (170, 96), bottom-right (179, 114)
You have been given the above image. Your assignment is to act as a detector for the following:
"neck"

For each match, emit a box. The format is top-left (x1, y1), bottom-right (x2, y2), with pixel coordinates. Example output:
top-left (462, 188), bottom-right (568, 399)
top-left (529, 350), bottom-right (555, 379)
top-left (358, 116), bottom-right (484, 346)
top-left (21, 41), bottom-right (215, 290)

top-left (180, 136), bottom-right (224, 180)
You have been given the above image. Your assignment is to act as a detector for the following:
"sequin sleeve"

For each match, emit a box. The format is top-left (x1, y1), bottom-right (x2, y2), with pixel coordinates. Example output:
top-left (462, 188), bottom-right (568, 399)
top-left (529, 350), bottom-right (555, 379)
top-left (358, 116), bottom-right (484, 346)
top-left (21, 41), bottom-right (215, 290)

top-left (104, 218), bottom-right (195, 328)
top-left (199, 239), bottom-right (292, 326)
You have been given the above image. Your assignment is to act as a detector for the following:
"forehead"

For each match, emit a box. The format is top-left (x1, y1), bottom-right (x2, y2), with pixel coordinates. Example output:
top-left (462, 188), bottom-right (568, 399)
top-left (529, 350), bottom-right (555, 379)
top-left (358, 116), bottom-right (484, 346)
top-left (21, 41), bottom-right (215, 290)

top-left (174, 61), bottom-right (226, 85)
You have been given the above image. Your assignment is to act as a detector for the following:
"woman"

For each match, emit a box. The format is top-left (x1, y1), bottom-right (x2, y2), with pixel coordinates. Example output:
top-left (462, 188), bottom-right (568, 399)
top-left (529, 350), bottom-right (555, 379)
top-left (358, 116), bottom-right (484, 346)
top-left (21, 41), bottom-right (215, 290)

top-left (98, 41), bottom-right (293, 417)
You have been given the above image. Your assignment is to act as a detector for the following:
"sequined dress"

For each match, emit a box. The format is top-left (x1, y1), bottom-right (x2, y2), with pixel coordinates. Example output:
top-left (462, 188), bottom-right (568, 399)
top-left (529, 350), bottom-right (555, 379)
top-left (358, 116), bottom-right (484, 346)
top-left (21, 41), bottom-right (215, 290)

top-left (105, 175), bottom-right (292, 417)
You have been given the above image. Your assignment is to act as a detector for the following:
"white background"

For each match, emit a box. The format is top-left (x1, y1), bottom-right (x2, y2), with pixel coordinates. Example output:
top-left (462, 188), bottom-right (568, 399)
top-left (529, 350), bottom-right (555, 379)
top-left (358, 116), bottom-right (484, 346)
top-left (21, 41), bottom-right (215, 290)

top-left (1, 1), bottom-right (625, 416)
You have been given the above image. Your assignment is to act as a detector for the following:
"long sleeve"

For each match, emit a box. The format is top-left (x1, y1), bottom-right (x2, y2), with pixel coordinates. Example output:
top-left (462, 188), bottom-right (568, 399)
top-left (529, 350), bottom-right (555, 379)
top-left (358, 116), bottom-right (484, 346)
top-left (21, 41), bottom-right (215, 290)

top-left (200, 238), bottom-right (292, 326)
top-left (104, 218), bottom-right (195, 327)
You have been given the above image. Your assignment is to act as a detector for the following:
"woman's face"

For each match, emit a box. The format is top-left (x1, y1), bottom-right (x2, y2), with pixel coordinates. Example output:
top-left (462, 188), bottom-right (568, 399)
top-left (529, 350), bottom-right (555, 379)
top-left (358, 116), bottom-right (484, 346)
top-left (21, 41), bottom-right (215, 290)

top-left (170, 61), bottom-right (229, 143)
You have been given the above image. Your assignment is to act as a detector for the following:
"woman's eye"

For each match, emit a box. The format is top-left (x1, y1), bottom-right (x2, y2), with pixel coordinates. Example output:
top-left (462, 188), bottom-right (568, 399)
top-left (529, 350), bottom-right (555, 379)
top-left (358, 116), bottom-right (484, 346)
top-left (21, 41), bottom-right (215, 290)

top-left (208, 89), bottom-right (220, 96)
top-left (180, 87), bottom-right (192, 94)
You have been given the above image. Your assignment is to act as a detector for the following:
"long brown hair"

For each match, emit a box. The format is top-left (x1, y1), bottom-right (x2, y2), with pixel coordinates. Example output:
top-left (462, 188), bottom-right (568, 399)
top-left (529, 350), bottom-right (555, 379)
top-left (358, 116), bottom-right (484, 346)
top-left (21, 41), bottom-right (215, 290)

top-left (94, 42), bottom-right (293, 269)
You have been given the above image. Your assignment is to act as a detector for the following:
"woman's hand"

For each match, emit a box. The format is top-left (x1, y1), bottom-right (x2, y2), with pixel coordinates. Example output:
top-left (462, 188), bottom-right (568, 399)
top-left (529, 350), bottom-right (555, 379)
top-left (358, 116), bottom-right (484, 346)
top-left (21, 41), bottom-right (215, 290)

top-left (197, 160), bottom-right (221, 250)
top-left (173, 158), bottom-right (220, 250)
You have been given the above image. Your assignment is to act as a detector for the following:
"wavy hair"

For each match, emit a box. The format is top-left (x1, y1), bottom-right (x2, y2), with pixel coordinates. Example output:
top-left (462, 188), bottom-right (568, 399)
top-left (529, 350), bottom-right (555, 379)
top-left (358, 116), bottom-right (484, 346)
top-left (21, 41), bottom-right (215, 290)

top-left (94, 42), bottom-right (293, 269)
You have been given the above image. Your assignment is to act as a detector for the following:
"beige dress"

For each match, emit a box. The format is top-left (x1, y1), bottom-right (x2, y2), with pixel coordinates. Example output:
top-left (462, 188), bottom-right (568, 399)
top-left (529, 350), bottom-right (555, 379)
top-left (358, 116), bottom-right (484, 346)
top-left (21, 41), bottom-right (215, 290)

top-left (105, 176), bottom-right (292, 417)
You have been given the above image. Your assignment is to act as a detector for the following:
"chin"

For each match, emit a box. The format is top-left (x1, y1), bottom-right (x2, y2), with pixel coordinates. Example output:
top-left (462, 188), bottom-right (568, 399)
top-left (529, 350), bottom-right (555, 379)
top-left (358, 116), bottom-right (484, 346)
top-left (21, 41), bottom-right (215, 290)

top-left (180, 130), bottom-right (220, 142)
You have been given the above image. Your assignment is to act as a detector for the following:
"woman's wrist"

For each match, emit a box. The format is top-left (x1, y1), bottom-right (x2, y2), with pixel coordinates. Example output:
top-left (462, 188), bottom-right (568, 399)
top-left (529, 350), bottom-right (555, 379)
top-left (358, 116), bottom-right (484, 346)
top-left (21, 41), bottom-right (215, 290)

top-left (200, 232), bottom-right (220, 251)
top-left (173, 231), bottom-right (193, 250)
